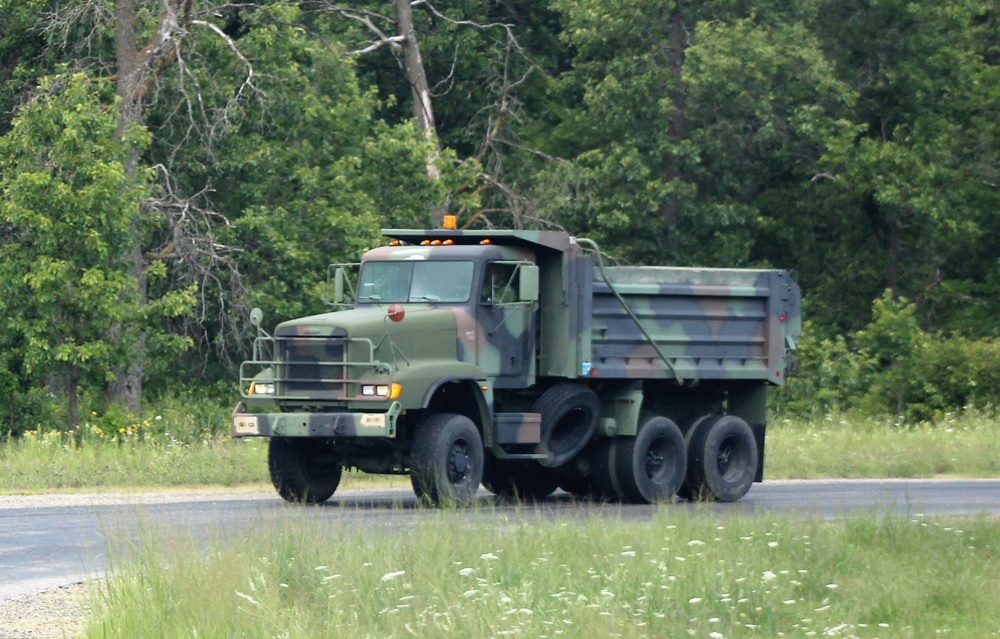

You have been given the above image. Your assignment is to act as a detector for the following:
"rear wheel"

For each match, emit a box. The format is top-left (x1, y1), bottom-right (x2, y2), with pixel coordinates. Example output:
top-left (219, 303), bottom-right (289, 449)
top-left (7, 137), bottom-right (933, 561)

top-left (612, 415), bottom-right (686, 504)
top-left (676, 414), bottom-right (714, 500)
top-left (268, 437), bottom-right (342, 504)
top-left (685, 415), bottom-right (758, 502)
top-left (410, 413), bottom-right (484, 506)
top-left (589, 438), bottom-right (622, 501)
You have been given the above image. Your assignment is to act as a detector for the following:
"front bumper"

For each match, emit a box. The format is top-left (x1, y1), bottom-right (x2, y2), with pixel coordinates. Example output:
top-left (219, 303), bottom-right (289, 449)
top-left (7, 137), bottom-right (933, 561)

top-left (231, 401), bottom-right (402, 438)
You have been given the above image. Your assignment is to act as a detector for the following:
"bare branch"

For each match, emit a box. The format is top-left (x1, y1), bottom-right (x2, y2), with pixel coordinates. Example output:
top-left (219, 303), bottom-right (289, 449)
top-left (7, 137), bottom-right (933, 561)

top-left (191, 19), bottom-right (258, 102)
top-left (349, 34), bottom-right (405, 55)
top-left (147, 164), bottom-right (249, 362)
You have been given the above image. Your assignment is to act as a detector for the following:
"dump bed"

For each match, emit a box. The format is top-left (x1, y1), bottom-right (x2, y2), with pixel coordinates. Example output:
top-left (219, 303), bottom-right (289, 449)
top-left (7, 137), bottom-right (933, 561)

top-left (589, 266), bottom-right (800, 384)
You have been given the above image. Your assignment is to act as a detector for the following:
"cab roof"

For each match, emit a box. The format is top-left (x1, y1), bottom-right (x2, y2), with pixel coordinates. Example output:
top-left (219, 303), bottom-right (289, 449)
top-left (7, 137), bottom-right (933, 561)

top-left (381, 228), bottom-right (575, 253)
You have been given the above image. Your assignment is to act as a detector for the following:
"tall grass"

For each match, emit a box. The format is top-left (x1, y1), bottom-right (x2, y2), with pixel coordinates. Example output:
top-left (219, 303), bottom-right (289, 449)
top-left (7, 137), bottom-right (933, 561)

top-left (0, 393), bottom-right (269, 491)
top-left (767, 410), bottom-right (1000, 479)
top-left (85, 510), bottom-right (1000, 638)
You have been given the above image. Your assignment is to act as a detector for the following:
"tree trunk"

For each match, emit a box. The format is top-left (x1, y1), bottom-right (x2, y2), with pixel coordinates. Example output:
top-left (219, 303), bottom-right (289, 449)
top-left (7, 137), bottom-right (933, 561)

top-left (68, 365), bottom-right (80, 437)
top-left (394, 0), bottom-right (441, 182)
top-left (108, 0), bottom-right (192, 412)
top-left (659, 1), bottom-right (687, 239)
top-left (106, 0), bottom-right (146, 413)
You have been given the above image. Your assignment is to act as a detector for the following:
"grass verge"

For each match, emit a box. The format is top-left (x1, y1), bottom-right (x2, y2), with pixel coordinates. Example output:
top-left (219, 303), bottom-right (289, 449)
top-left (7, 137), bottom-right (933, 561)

top-left (766, 410), bottom-right (1000, 479)
top-left (84, 509), bottom-right (1000, 638)
top-left (1, 410), bottom-right (997, 493)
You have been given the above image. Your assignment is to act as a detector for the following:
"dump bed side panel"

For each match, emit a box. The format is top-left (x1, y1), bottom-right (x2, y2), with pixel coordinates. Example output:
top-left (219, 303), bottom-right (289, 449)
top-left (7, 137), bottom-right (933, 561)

top-left (589, 267), bottom-right (800, 384)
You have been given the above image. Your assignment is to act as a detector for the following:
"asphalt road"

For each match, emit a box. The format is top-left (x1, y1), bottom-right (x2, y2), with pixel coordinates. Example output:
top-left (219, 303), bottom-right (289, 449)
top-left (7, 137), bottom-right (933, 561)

top-left (2, 478), bottom-right (999, 601)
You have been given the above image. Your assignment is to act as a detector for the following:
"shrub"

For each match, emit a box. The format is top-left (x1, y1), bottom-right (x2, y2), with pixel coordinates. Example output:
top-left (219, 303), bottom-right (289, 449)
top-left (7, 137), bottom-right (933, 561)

top-left (777, 292), bottom-right (1000, 421)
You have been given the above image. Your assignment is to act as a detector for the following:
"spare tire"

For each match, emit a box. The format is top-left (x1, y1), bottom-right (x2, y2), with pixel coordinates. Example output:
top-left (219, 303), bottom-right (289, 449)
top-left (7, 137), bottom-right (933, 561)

top-left (533, 383), bottom-right (601, 468)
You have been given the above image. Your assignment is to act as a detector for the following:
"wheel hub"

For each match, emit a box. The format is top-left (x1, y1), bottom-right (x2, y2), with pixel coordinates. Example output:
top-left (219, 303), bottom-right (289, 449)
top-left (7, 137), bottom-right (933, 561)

top-left (447, 440), bottom-right (470, 483)
top-left (645, 440), bottom-right (666, 479)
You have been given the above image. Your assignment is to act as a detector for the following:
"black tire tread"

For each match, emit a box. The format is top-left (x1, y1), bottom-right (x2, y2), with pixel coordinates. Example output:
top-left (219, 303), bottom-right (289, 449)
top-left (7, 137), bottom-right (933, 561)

top-left (533, 383), bottom-right (601, 468)
top-left (410, 413), bottom-right (484, 506)
top-left (268, 437), bottom-right (342, 504)
top-left (686, 414), bottom-right (758, 502)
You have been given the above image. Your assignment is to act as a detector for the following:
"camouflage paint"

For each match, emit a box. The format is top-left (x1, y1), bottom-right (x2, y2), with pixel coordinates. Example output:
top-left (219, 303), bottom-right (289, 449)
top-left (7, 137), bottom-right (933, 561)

top-left (588, 267), bottom-right (800, 385)
top-left (233, 228), bottom-right (801, 473)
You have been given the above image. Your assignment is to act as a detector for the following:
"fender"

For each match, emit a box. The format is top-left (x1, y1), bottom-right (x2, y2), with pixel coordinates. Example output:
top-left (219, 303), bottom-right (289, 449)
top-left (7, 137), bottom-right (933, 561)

top-left (394, 360), bottom-right (488, 407)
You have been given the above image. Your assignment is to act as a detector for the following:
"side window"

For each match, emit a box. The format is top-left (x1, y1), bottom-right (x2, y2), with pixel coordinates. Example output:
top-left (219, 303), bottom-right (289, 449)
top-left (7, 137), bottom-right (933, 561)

top-left (481, 263), bottom-right (519, 305)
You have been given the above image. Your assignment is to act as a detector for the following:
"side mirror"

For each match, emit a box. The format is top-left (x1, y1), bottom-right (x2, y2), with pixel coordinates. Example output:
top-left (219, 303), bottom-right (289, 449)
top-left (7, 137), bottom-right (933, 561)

top-left (519, 265), bottom-right (539, 303)
top-left (249, 307), bottom-right (263, 328)
top-left (334, 267), bottom-right (346, 304)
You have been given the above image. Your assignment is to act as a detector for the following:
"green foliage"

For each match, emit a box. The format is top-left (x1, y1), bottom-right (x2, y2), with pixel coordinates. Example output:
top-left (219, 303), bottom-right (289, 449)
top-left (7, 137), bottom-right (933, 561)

top-left (0, 74), bottom-right (153, 429)
top-left (779, 293), bottom-right (1000, 420)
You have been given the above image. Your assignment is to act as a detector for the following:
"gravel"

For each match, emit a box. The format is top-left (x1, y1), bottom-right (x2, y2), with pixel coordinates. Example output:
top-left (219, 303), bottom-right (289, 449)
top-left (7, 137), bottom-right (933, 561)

top-left (0, 583), bottom-right (89, 639)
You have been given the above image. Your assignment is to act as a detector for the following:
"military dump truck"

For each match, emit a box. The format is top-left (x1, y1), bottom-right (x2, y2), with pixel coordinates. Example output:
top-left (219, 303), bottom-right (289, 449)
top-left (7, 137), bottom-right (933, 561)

top-left (232, 224), bottom-right (801, 506)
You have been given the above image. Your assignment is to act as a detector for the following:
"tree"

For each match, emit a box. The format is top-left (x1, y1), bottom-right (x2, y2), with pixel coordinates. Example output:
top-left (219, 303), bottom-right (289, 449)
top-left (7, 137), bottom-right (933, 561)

top-left (0, 74), bottom-right (191, 429)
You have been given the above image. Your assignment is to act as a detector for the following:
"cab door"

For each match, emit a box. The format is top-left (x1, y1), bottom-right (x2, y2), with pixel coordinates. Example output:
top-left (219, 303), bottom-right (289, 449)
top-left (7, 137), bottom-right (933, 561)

top-left (476, 261), bottom-right (538, 388)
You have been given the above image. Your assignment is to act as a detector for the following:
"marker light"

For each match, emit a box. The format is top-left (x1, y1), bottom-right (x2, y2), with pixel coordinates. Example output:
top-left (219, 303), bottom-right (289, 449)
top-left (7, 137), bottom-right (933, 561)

top-left (420, 240), bottom-right (430, 245)
top-left (479, 239), bottom-right (491, 245)
top-left (443, 239), bottom-right (454, 245)
top-left (389, 240), bottom-right (401, 246)
top-left (443, 215), bottom-right (457, 229)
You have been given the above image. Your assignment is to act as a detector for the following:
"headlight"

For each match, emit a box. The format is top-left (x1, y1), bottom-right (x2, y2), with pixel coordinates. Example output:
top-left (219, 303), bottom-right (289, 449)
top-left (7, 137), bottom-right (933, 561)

top-left (361, 384), bottom-right (390, 397)
top-left (249, 381), bottom-right (275, 395)
top-left (360, 383), bottom-right (402, 399)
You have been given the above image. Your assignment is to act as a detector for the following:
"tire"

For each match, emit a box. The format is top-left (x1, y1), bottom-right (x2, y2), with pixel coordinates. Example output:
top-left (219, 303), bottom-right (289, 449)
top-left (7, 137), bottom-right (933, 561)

top-left (686, 414), bottom-right (759, 502)
top-left (481, 457), bottom-right (559, 501)
top-left (676, 414), bottom-right (715, 500)
top-left (410, 413), bottom-right (484, 506)
top-left (268, 437), bottom-right (342, 504)
top-left (611, 414), bottom-right (687, 504)
top-left (588, 438), bottom-right (622, 501)
top-left (533, 383), bottom-right (601, 468)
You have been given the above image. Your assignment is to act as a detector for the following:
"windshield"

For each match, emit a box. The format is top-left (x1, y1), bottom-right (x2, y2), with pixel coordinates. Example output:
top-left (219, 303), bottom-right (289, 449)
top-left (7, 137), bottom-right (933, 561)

top-left (357, 261), bottom-right (475, 303)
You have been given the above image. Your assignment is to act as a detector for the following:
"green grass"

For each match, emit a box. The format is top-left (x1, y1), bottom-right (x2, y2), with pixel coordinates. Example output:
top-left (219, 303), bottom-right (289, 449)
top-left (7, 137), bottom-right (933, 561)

top-left (2, 409), bottom-right (997, 494)
top-left (766, 410), bottom-right (1000, 479)
top-left (85, 510), bottom-right (1000, 638)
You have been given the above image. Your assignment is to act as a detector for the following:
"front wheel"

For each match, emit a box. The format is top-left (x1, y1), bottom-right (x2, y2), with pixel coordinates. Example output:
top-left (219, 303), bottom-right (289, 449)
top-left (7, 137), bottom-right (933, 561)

top-left (268, 437), bottom-right (342, 504)
top-left (410, 413), bottom-right (484, 506)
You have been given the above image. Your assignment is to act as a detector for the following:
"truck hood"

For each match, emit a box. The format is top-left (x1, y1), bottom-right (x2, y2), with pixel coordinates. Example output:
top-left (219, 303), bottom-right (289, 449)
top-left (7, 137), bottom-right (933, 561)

top-left (274, 305), bottom-right (462, 365)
